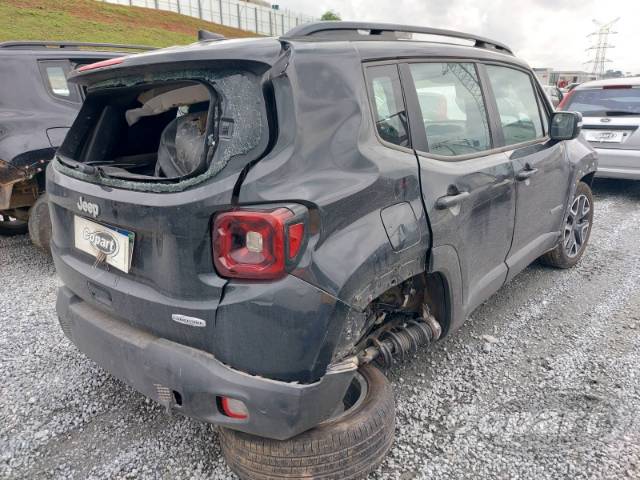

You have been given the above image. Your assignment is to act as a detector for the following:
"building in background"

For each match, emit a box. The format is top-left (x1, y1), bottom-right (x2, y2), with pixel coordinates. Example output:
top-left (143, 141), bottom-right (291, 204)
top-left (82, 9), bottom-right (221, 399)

top-left (533, 68), bottom-right (597, 87)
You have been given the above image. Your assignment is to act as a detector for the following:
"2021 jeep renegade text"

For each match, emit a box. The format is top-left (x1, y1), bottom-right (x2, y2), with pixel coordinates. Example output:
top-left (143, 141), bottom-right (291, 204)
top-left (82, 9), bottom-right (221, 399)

top-left (48, 22), bottom-right (597, 479)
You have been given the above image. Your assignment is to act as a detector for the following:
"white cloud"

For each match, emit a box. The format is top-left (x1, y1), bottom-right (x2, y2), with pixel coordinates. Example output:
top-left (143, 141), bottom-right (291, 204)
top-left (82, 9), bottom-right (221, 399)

top-left (277, 0), bottom-right (640, 74)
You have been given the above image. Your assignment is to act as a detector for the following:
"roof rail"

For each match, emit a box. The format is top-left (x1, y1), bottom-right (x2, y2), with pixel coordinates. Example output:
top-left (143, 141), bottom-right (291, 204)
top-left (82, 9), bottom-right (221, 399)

top-left (0, 41), bottom-right (156, 51)
top-left (282, 21), bottom-right (513, 55)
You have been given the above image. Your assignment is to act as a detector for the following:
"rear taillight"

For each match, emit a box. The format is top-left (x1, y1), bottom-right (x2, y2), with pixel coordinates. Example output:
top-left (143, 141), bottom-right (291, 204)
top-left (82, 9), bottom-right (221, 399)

top-left (557, 89), bottom-right (574, 110)
top-left (212, 208), bottom-right (306, 280)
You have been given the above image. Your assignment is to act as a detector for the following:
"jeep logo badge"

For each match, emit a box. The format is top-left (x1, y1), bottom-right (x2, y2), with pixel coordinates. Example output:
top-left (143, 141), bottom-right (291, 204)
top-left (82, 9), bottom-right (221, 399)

top-left (82, 228), bottom-right (119, 257)
top-left (77, 196), bottom-right (99, 217)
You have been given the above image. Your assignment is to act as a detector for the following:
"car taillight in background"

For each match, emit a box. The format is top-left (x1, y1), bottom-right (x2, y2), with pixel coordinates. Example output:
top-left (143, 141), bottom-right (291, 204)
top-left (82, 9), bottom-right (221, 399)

top-left (557, 88), bottom-right (574, 110)
top-left (212, 207), bottom-right (307, 280)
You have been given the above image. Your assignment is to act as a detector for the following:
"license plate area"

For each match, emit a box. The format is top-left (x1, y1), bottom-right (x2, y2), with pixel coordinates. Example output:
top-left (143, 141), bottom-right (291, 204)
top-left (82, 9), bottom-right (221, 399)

top-left (74, 216), bottom-right (135, 273)
top-left (584, 130), bottom-right (625, 143)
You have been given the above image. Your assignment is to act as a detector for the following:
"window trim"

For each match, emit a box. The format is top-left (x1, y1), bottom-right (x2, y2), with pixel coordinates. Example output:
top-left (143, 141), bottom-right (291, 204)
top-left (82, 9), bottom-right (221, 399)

top-left (363, 58), bottom-right (557, 161)
top-left (37, 60), bottom-right (81, 104)
top-left (363, 60), bottom-right (415, 154)
top-left (398, 58), bottom-right (498, 162)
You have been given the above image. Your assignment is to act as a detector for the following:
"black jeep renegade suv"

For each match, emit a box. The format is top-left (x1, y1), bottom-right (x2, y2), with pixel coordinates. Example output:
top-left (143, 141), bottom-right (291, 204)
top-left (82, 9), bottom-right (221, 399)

top-left (48, 22), bottom-right (597, 479)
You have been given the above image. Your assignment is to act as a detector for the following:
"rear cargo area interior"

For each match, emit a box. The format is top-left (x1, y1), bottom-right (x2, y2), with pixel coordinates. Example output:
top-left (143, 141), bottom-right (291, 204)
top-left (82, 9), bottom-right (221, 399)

top-left (74, 81), bottom-right (215, 179)
top-left (56, 69), bottom-right (269, 189)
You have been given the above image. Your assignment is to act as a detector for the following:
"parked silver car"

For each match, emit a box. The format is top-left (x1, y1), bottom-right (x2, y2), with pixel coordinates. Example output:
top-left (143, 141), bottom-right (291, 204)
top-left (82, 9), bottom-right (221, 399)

top-left (560, 77), bottom-right (640, 180)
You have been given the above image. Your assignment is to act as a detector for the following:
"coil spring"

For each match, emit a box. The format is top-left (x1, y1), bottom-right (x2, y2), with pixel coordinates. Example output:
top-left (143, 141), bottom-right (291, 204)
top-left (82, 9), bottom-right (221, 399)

top-left (371, 319), bottom-right (435, 367)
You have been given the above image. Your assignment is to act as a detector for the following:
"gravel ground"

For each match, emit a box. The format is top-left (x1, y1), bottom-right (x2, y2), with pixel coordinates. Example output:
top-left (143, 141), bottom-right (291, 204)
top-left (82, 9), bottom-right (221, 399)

top-left (1, 178), bottom-right (639, 479)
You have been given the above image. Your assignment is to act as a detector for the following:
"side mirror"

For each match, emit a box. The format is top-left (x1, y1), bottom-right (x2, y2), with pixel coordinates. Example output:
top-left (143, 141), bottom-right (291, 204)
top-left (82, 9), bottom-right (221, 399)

top-left (550, 111), bottom-right (582, 141)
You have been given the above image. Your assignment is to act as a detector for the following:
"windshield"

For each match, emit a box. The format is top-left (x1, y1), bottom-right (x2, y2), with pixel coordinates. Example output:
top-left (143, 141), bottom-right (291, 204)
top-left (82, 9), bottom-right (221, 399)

top-left (564, 87), bottom-right (640, 116)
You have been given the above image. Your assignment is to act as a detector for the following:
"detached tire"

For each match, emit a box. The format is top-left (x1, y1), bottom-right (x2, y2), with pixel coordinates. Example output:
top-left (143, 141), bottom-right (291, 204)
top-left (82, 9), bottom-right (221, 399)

top-left (220, 365), bottom-right (395, 480)
top-left (541, 181), bottom-right (593, 269)
top-left (28, 193), bottom-right (52, 254)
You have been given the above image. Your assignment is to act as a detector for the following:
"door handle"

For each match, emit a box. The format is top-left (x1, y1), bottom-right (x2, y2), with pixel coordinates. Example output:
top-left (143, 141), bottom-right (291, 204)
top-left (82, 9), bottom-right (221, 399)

top-left (516, 167), bottom-right (539, 181)
top-left (435, 191), bottom-right (470, 210)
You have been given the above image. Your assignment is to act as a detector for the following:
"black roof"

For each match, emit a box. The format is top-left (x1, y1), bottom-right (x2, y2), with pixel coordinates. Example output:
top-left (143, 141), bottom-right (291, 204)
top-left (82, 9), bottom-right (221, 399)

top-left (68, 22), bottom-right (528, 84)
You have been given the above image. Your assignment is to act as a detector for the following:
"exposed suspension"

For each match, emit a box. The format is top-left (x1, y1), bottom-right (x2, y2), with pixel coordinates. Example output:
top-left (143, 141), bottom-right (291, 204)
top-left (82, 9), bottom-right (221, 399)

top-left (358, 306), bottom-right (441, 367)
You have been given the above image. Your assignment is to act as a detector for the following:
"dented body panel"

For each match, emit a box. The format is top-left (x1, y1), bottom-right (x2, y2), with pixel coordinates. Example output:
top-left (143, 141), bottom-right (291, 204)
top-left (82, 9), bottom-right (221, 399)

top-left (49, 33), bottom-right (597, 440)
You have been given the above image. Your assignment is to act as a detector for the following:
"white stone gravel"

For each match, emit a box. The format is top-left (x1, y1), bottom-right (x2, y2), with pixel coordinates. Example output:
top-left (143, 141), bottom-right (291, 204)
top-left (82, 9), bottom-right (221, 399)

top-left (1, 178), bottom-right (640, 479)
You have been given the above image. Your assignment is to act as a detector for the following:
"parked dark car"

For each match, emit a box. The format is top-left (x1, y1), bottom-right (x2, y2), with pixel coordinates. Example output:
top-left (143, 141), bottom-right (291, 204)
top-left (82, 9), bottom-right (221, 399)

top-left (48, 22), bottom-right (597, 479)
top-left (0, 41), bottom-right (153, 249)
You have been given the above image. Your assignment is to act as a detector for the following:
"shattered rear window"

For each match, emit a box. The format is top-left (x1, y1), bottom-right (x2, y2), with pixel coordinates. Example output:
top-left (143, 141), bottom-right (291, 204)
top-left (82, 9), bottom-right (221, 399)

top-left (55, 68), bottom-right (269, 192)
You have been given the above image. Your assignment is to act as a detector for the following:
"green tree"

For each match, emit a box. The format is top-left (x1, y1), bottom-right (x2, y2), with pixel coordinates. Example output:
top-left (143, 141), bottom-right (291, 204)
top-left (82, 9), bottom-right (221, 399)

top-left (320, 10), bottom-right (341, 21)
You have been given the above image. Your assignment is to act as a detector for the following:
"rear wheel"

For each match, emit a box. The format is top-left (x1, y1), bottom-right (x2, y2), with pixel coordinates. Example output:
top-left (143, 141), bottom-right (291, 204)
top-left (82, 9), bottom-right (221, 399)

top-left (28, 194), bottom-right (52, 254)
top-left (541, 181), bottom-right (593, 269)
top-left (220, 364), bottom-right (395, 480)
top-left (0, 213), bottom-right (28, 235)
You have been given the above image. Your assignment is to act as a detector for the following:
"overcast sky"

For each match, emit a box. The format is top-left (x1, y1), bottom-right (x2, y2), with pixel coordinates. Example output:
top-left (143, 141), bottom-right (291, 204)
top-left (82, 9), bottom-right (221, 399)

top-left (277, 0), bottom-right (640, 74)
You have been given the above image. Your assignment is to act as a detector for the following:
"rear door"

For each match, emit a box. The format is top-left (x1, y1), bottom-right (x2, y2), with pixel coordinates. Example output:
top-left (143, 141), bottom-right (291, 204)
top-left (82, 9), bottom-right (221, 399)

top-left (400, 60), bottom-right (517, 313)
top-left (482, 63), bottom-right (570, 279)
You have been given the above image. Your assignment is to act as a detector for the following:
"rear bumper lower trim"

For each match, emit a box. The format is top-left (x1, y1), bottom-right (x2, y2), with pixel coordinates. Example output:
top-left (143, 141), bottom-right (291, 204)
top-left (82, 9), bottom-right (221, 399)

top-left (56, 286), bottom-right (355, 440)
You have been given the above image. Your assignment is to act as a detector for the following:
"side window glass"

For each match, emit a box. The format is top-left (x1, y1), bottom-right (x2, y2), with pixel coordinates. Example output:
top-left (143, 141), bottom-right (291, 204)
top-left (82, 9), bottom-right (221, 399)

top-left (46, 66), bottom-right (70, 97)
top-left (366, 64), bottom-right (410, 148)
top-left (408, 62), bottom-right (491, 156)
top-left (486, 65), bottom-right (544, 145)
top-left (39, 61), bottom-right (78, 102)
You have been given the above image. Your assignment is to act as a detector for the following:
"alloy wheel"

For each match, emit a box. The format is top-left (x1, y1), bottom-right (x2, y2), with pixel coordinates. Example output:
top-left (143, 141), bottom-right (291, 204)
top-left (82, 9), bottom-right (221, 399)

top-left (563, 194), bottom-right (591, 258)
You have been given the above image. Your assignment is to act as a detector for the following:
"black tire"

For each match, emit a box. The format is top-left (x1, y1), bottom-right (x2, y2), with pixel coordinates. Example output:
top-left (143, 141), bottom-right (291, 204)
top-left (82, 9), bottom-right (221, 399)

top-left (541, 181), bottom-right (593, 269)
top-left (0, 213), bottom-right (28, 235)
top-left (28, 193), bottom-right (52, 254)
top-left (220, 364), bottom-right (395, 480)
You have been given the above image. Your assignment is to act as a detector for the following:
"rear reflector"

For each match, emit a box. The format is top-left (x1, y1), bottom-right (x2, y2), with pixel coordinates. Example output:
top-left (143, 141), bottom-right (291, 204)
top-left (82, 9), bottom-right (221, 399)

top-left (220, 397), bottom-right (248, 419)
top-left (78, 57), bottom-right (125, 72)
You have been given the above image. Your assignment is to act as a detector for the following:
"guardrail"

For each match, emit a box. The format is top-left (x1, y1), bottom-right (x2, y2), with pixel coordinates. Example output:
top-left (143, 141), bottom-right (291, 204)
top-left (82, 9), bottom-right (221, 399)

top-left (100, 0), bottom-right (315, 36)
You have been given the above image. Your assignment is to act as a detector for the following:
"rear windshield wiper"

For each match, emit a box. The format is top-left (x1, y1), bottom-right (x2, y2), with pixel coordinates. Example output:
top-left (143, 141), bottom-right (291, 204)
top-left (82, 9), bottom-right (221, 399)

top-left (56, 155), bottom-right (100, 176)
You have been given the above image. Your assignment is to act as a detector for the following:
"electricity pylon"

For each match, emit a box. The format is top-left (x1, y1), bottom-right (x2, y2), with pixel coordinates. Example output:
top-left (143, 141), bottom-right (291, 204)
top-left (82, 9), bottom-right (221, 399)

top-left (585, 18), bottom-right (619, 78)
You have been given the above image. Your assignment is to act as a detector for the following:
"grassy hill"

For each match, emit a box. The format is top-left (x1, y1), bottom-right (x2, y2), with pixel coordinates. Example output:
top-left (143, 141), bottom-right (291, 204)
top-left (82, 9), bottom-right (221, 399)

top-left (0, 0), bottom-right (257, 48)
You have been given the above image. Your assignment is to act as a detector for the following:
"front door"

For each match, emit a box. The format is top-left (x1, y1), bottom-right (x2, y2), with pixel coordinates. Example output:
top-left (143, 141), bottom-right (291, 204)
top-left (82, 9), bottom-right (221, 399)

top-left (401, 61), bottom-right (517, 314)
top-left (483, 64), bottom-right (571, 279)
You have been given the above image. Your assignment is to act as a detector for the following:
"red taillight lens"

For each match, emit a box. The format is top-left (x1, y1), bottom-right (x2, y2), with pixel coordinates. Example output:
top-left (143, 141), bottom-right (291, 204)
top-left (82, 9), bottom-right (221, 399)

top-left (77, 56), bottom-right (125, 72)
top-left (212, 208), bottom-right (305, 280)
top-left (287, 222), bottom-right (305, 259)
top-left (557, 89), bottom-right (574, 110)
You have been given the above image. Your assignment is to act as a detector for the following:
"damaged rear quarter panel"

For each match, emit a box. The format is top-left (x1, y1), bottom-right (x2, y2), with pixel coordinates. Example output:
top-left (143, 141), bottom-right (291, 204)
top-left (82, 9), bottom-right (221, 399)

top-left (237, 42), bottom-right (431, 362)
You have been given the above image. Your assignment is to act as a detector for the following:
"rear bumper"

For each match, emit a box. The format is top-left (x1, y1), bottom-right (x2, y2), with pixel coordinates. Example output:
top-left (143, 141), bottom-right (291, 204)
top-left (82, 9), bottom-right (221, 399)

top-left (56, 286), bottom-right (356, 440)
top-left (594, 147), bottom-right (640, 180)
